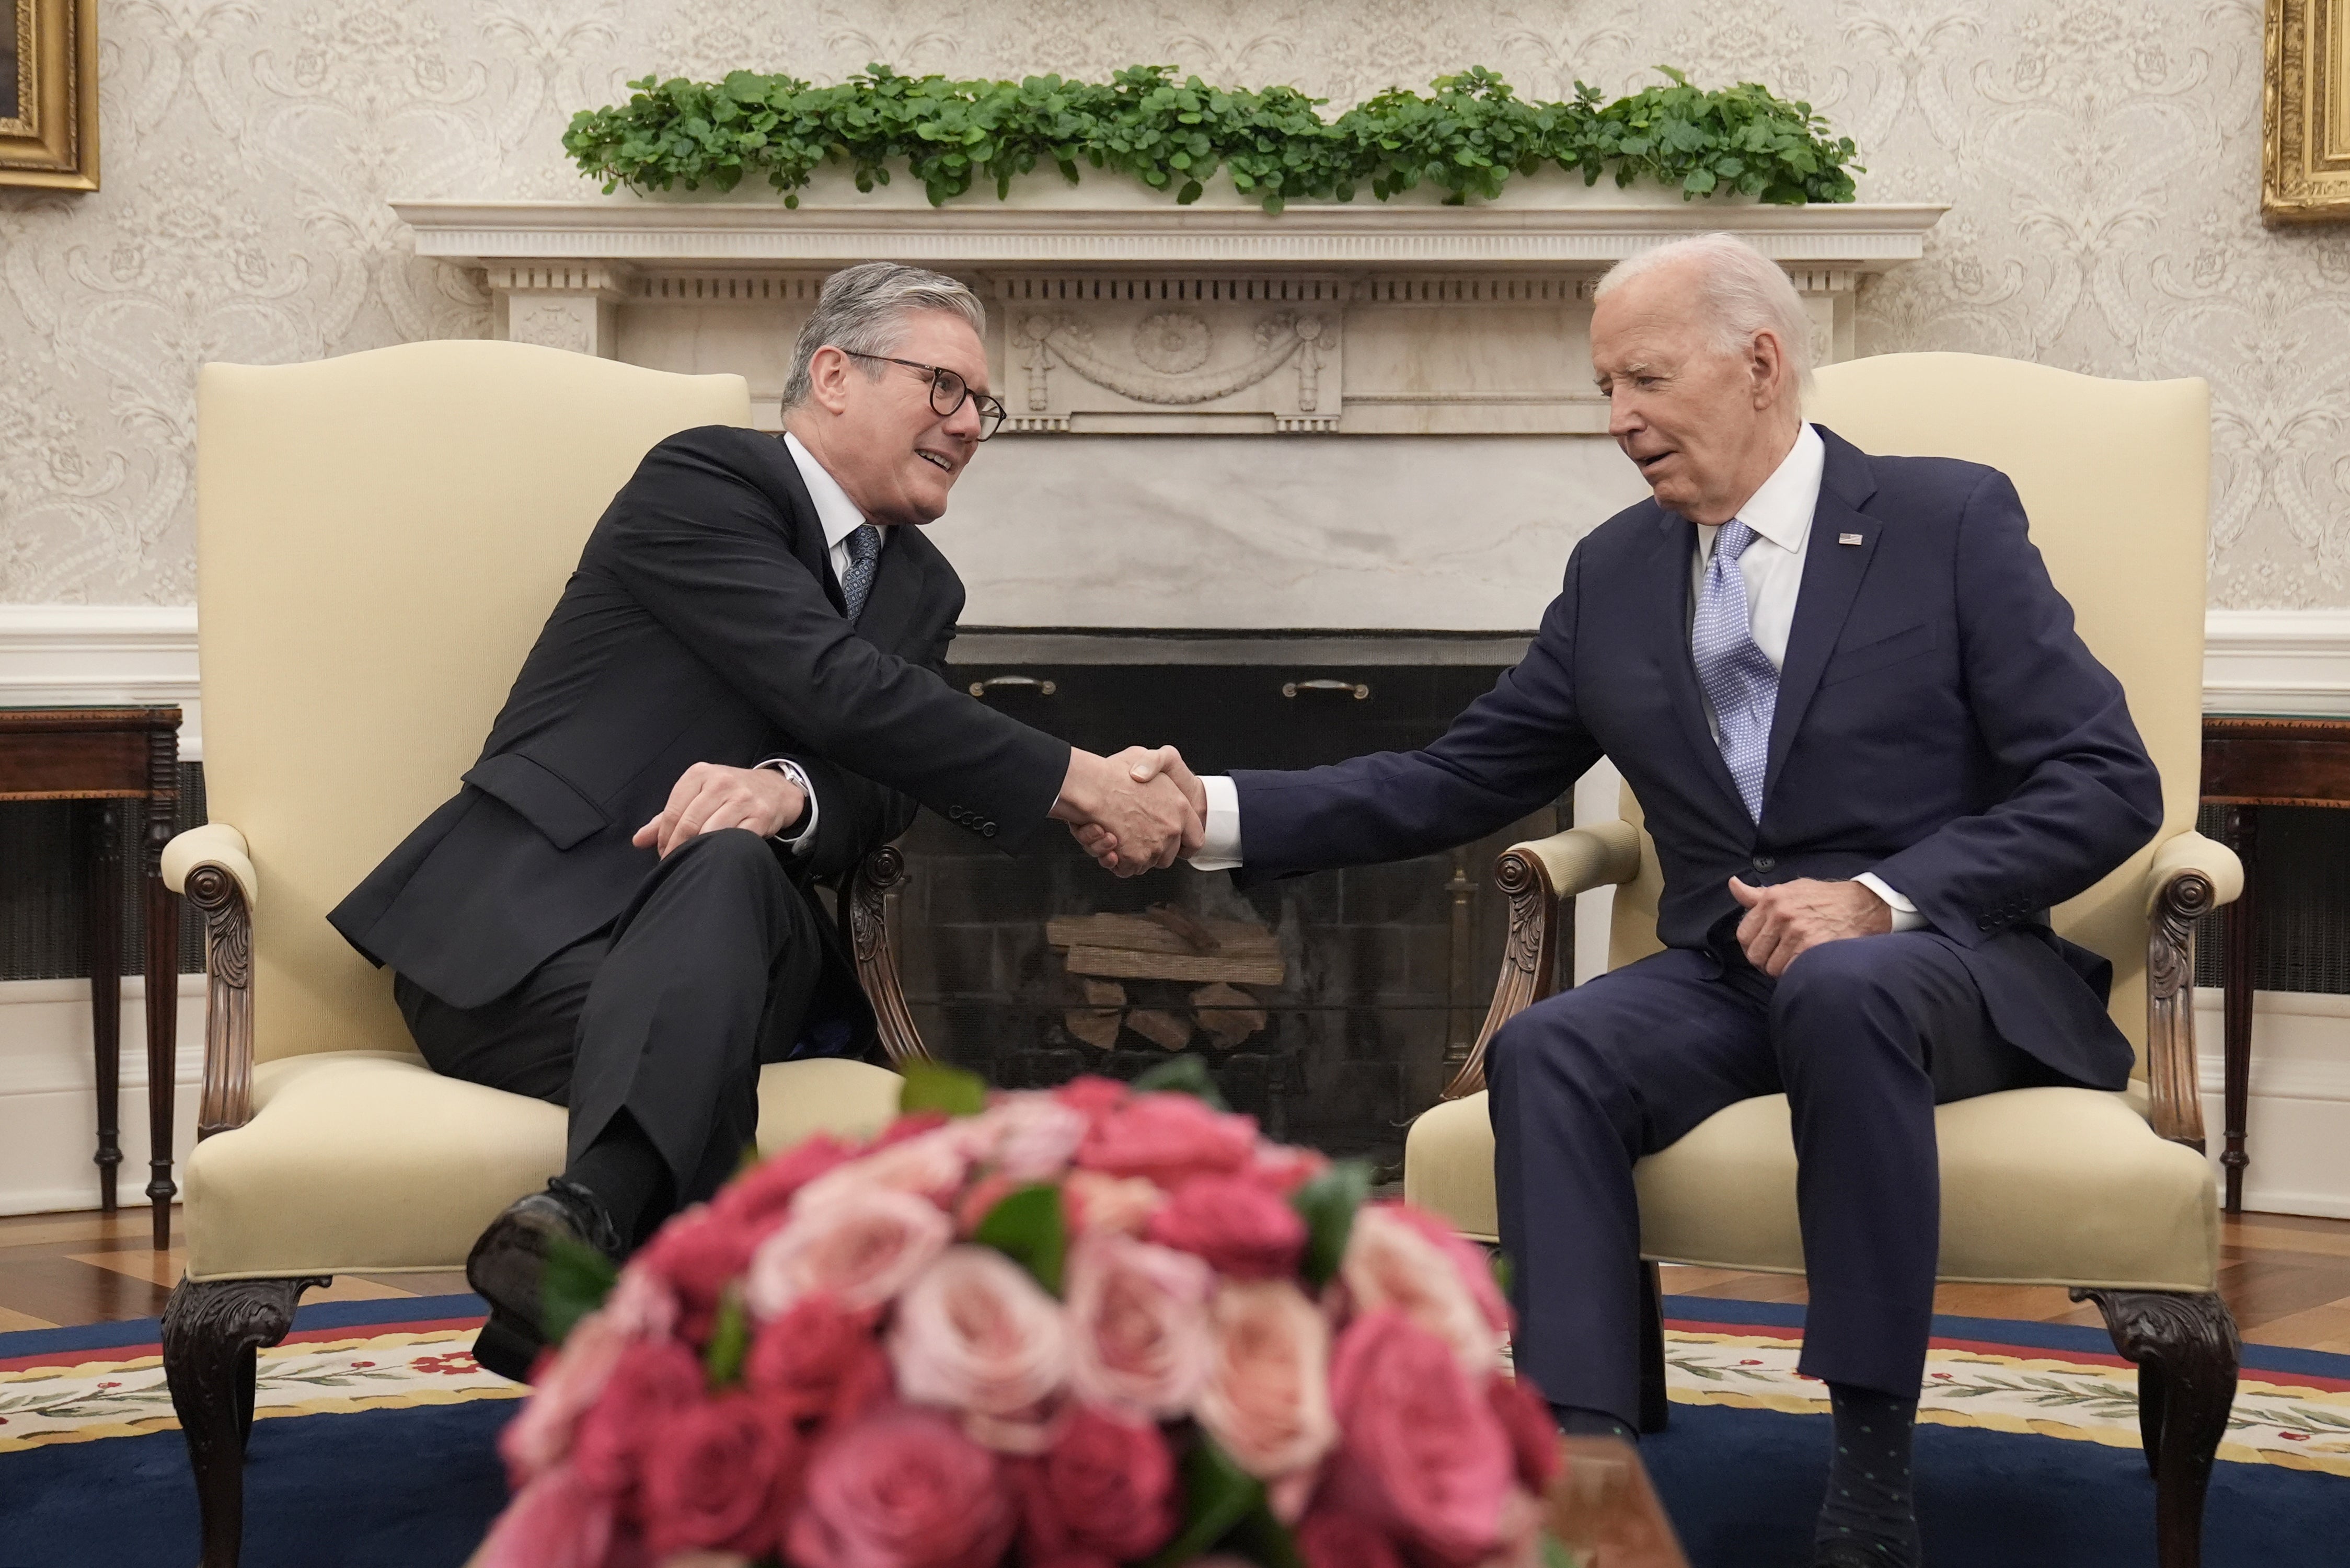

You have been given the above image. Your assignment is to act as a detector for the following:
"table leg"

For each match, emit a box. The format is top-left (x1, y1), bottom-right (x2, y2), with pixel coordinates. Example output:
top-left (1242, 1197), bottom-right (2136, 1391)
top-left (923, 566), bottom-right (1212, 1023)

top-left (2220, 805), bottom-right (2257, 1214)
top-left (143, 736), bottom-right (181, 1252)
top-left (82, 801), bottom-right (123, 1212)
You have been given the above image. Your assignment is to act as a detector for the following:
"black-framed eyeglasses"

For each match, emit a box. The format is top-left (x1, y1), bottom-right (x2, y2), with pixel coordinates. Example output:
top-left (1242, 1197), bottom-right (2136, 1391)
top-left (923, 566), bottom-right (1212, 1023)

top-left (840, 351), bottom-right (1008, 440)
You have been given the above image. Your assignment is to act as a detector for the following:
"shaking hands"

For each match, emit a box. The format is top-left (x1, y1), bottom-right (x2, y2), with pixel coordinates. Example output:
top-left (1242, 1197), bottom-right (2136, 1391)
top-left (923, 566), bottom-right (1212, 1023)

top-left (1051, 745), bottom-right (1207, 876)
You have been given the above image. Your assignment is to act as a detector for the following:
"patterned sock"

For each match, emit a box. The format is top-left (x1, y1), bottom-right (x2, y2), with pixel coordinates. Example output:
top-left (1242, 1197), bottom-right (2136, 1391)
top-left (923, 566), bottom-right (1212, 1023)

top-left (1550, 1402), bottom-right (1639, 1445)
top-left (1813, 1382), bottom-right (1921, 1567)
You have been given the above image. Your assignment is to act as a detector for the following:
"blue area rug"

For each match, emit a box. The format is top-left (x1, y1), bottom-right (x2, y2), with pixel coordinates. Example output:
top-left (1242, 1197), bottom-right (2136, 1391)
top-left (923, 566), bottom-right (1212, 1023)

top-left (2, 1294), bottom-right (2345, 1567)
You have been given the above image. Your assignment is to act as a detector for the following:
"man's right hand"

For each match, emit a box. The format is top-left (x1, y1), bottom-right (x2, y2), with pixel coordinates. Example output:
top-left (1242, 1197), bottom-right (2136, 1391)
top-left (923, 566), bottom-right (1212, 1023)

top-left (1050, 746), bottom-right (1204, 876)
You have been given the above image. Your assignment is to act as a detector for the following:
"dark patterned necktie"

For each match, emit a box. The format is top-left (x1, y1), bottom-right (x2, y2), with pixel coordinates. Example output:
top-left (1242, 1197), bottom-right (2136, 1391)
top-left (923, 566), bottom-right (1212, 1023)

top-left (1691, 519), bottom-right (1778, 821)
top-left (839, 523), bottom-right (881, 624)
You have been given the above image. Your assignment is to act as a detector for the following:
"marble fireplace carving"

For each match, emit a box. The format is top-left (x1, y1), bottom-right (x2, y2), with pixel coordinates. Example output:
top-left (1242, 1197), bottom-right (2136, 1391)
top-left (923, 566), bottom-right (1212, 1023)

top-left (394, 185), bottom-right (1942, 634)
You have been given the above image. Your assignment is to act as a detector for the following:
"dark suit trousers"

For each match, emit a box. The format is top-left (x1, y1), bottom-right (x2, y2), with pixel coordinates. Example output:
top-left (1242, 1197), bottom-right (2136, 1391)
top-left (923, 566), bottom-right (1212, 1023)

top-left (1488, 931), bottom-right (2070, 1425)
top-left (393, 829), bottom-right (823, 1209)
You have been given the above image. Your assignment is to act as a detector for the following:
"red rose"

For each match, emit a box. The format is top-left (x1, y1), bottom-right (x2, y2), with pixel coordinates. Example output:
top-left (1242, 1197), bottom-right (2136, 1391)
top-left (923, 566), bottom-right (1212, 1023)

top-left (1295, 1508), bottom-right (1406, 1568)
top-left (638, 1390), bottom-right (803, 1559)
top-left (1146, 1173), bottom-right (1308, 1279)
top-left (569, 1339), bottom-right (705, 1499)
top-left (1487, 1373), bottom-right (1561, 1491)
top-left (787, 1405), bottom-right (1015, 1568)
top-left (744, 1295), bottom-right (883, 1425)
top-left (475, 1462), bottom-right (615, 1568)
top-left (1076, 1093), bottom-right (1257, 1187)
top-left (1324, 1310), bottom-right (1515, 1567)
top-left (633, 1207), bottom-right (756, 1343)
top-left (1053, 1075), bottom-right (1132, 1126)
top-left (1017, 1404), bottom-right (1180, 1562)
top-left (713, 1133), bottom-right (856, 1234)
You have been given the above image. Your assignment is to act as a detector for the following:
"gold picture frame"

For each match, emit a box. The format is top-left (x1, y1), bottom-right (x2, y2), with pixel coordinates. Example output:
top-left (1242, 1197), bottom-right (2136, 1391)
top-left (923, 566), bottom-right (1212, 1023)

top-left (0, 0), bottom-right (98, 191)
top-left (2264, 0), bottom-right (2350, 222)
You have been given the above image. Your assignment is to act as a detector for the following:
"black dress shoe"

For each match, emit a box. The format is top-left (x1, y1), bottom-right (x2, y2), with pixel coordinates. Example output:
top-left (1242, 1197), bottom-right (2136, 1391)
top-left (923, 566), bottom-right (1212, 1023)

top-left (465, 1177), bottom-right (623, 1382)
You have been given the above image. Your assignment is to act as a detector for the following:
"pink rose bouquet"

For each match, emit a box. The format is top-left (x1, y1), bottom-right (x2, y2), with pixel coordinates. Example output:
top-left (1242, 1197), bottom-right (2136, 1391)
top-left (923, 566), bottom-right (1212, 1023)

top-left (477, 1059), bottom-right (1567, 1568)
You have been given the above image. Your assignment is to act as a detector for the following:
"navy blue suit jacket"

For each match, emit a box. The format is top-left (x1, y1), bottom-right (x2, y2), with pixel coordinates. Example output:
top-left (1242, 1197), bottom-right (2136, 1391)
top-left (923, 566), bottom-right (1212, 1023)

top-left (1232, 426), bottom-right (2165, 1089)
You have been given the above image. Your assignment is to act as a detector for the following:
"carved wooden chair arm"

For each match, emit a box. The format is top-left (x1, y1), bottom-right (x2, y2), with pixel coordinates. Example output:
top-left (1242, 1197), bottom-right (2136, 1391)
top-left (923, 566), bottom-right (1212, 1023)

top-left (2140, 830), bottom-right (2243, 1151)
top-left (1441, 822), bottom-right (1645, 1101)
top-left (843, 843), bottom-right (934, 1067)
top-left (162, 825), bottom-right (260, 1142)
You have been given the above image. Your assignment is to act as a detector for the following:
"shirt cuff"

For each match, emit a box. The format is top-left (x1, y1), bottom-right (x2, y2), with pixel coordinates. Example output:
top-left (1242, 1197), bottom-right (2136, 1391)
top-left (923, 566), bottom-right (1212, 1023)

top-left (1188, 775), bottom-right (1243, 871)
top-left (1854, 872), bottom-right (1928, 933)
top-left (755, 758), bottom-right (819, 856)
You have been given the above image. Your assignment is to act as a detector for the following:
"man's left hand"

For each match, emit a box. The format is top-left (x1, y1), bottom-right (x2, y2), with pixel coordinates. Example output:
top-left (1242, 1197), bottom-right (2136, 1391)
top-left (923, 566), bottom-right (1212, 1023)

top-left (633, 762), bottom-right (806, 857)
top-left (1727, 877), bottom-right (1892, 976)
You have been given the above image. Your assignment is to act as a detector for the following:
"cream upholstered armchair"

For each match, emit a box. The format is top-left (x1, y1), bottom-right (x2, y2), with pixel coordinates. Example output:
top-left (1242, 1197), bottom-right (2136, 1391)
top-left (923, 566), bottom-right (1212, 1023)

top-left (1403, 353), bottom-right (2241, 1568)
top-left (158, 342), bottom-right (925, 1568)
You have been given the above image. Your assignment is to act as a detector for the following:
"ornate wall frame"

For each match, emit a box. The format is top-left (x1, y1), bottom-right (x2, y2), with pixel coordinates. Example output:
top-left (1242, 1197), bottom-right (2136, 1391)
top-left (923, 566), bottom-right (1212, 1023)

top-left (0, 0), bottom-right (98, 191)
top-left (2264, 0), bottom-right (2350, 222)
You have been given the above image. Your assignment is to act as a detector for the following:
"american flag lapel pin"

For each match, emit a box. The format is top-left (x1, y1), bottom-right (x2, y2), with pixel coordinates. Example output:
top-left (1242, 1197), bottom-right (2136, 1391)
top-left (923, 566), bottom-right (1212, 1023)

top-left (1837, 532), bottom-right (1864, 546)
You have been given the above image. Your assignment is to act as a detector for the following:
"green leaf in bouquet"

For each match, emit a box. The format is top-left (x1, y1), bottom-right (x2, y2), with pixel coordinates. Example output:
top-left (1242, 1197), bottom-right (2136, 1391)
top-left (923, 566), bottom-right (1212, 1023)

top-left (539, 1234), bottom-right (618, 1346)
top-left (972, 1182), bottom-right (1068, 1295)
top-left (1145, 1434), bottom-right (1263, 1568)
top-left (1130, 1052), bottom-right (1230, 1110)
top-left (1229, 1496), bottom-right (1306, 1568)
top-left (897, 1057), bottom-right (989, 1118)
top-left (1491, 1246), bottom-right (1516, 1301)
top-left (1290, 1158), bottom-right (1374, 1288)
top-left (703, 1287), bottom-right (752, 1388)
top-left (1542, 1532), bottom-right (1589, 1568)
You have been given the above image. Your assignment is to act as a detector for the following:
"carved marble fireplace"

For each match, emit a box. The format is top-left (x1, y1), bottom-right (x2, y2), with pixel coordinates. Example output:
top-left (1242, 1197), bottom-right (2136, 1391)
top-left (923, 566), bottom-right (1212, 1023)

top-left (394, 183), bottom-right (1942, 1164)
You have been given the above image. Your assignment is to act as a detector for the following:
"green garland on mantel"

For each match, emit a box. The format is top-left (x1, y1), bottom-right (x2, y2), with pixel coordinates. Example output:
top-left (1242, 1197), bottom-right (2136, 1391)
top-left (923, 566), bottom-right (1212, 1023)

top-left (563, 64), bottom-right (1860, 213)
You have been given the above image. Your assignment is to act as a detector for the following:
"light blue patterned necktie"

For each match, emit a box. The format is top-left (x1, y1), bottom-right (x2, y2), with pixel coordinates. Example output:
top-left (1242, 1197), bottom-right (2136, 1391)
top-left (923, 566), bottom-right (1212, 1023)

top-left (1691, 520), bottom-right (1778, 822)
top-left (839, 523), bottom-right (881, 624)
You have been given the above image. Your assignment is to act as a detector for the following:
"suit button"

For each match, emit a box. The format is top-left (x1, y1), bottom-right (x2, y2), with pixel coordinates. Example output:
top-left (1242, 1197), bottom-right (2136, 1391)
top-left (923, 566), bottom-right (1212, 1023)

top-left (1978, 917), bottom-right (1996, 932)
top-left (983, 823), bottom-right (998, 839)
top-left (1751, 855), bottom-right (1776, 872)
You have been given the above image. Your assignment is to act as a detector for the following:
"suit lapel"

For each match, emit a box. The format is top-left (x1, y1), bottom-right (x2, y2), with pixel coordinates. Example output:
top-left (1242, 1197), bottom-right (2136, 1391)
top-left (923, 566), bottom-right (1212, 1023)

top-left (1641, 509), bottom-right (1752, 823)
top-left (1761, 428), bottom-right (1882, 806)
top-left (764, 436), bottom-right (851, 617)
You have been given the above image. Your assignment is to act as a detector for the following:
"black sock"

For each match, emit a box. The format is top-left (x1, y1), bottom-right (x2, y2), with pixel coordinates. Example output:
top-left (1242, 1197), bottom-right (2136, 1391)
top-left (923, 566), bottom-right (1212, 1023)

top-left (1814, 1383), bottom-right (1921, 1566)
top-left (565, 1113), bottom-right (673, 1250)
top-left (1550, 1402), bottom-right (1639, 1445)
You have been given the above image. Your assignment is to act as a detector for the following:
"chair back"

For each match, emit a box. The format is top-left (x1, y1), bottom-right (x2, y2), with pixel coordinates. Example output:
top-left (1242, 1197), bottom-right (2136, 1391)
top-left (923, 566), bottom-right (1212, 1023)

top-left (1607, 352), bottom-right (2210, 1068)
top-left (195, 341), bottom-right (751, 1065)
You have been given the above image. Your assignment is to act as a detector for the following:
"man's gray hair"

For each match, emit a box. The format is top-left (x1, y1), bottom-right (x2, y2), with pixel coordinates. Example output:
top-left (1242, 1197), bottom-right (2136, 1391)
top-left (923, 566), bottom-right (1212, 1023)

top-left (781, 262), bottom-right (988, 408)
top-left (1593, 233), bottom-right (1815, 395)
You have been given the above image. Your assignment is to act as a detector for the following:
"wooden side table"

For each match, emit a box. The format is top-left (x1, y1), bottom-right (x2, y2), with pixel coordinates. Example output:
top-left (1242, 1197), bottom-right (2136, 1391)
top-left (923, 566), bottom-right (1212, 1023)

top-left (2199, 715), bottom-right (2350, 1214)
top-left (0, 707), bottom-right (183, 1248)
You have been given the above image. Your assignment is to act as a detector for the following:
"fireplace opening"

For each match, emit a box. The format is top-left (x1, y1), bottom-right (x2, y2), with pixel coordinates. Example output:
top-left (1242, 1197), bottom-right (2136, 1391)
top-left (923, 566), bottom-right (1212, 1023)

top-left (880, 631), bottom-right (1561, 1174)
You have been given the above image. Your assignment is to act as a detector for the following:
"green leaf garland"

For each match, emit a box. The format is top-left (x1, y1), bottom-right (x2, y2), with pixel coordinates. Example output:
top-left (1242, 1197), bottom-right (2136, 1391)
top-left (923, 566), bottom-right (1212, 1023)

top-left (565, 63), bottom-right (1859, 211)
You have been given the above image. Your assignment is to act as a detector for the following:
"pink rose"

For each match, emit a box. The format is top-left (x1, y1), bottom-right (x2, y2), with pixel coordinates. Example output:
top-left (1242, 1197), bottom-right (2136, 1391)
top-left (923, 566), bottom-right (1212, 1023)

top-left (1295, 1509), bottom-right (1405, 1568)
top-left (712, 1134), bottom-right (857, 1235)
top-left (965, 1092), bottom-right (1090, 1180)
top-left (1340, 1204), bottom-right (1505, 1378)
top-left (745, 1185), bottom-right (953, 1318)
top-left (1246, 1140), bottom-right (1330, 1195)
top-left (1380, 1203), bottom-right (1512, 1332)
top-left (1015, 1404), bottom-right (1180, 1562)
top-left (787, 1405), bottom-right (1016, 1568)
top-left (476, 1462), bottom-right (615, 1568)
top-left (499, 1267), bottom-right (677, 1484)
top-left (1194, 1279), bottom-right (1338, 1481)
top-left (1487, 1373), bottom-right (1562, 1492)
top-left (743, 1294), bottom-right (888, 1427)
top-left (793, 1124), bottom-right (976, 1216)
top-left (1052, 1075), bottom-right (1132, 1125)
top-left (1076, 1092), bottom-right (1257, 1187)
top-left (634, 1205), bottom-right (759, 1343)
top-left (638, 1391), bottom-right (803, 1559)
top-left (569, 1338), bottom-right (706, 1500)
top-left (1324, 1310), bottom-right (1516, 1567)
top-left (889, 1246), bottom-right (1070, 1452)
top-left (1146, 1173), bottom-right (1308, 1279)
top-left (1061, 1171), bottom-right (1166, 1237)
top-left (1063, 1232), bottom-right (1215, 1417)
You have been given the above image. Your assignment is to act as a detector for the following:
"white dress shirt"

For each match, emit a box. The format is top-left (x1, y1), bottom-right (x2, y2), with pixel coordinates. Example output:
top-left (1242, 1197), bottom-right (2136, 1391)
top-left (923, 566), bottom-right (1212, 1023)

top-left (752, 433), bottom-right (887, 856)
top-left (1192, 423), bottom-right (1921, 930)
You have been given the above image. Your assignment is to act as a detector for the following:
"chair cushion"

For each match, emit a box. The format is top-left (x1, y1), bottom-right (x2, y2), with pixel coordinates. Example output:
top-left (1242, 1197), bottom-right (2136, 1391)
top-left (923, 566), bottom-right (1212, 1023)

top-left (186, 1052), bottom-right (904, 1281)
top-left (1404, 1085), bottom-right (2218, 1293)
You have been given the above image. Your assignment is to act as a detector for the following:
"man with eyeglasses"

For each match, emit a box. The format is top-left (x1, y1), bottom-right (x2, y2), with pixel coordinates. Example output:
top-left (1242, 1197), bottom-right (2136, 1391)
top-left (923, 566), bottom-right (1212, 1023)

top-left (327, 262), bottom-right (1200, 1379)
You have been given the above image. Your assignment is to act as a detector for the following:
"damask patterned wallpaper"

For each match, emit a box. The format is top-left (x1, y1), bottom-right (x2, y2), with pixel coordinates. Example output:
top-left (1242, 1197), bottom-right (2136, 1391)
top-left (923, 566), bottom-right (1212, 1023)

top-left (1, 0), bottom-right (2344, 607)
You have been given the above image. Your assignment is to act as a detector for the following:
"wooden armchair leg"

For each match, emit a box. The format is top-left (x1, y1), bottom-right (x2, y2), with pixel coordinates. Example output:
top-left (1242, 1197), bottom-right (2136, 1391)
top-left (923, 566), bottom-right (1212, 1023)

top-left (1638, 1259), bottom-right (1672, 1435)
top-left (2071, 1288), bottom-right (2239, 1568)
top-left (162, 1275), bottom-right (328, 1568)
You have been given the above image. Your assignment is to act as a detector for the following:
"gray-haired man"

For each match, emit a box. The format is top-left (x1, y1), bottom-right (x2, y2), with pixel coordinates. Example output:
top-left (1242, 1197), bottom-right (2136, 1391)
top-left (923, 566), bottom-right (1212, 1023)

top-left (328, 263), bottom-right (1199, 1377)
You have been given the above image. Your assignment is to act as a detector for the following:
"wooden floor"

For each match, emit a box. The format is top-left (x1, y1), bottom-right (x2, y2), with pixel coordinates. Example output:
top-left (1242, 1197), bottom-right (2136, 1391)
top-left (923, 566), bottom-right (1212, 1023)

top-left (3, 1205), bottom-right (2348, 1352)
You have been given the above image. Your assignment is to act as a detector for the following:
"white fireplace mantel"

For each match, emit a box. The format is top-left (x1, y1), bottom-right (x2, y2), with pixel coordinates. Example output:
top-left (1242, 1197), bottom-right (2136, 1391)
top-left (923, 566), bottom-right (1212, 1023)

top-left (392, 187), bottom-right (1944, 630)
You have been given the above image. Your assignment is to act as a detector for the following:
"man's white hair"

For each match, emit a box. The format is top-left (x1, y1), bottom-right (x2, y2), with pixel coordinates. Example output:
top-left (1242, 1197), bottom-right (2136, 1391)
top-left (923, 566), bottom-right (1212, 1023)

top-left (1592, 233), bottom-right (1815, 396)
top-left (781, 262), bottom-right (988, 409)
